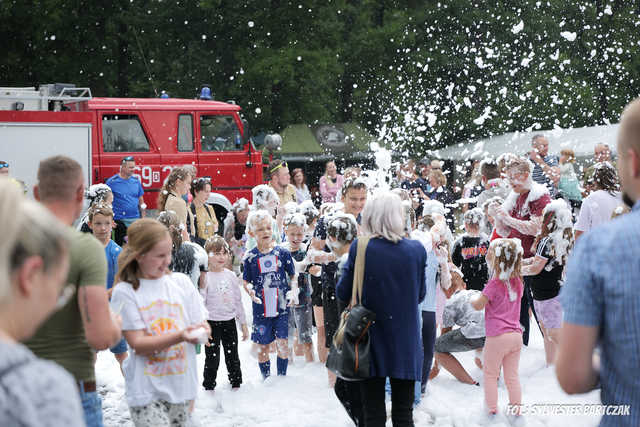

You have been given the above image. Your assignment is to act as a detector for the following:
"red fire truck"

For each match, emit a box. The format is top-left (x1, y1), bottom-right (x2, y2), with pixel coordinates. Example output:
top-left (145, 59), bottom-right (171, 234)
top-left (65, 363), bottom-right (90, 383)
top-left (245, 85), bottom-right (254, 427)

top-left (0, 83), bottom-right (265, 210)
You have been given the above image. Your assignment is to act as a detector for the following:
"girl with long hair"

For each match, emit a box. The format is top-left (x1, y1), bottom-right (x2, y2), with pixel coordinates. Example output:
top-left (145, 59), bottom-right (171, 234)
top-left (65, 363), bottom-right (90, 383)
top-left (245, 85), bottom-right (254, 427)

top-left (111, 218), bottom-right (209, 427)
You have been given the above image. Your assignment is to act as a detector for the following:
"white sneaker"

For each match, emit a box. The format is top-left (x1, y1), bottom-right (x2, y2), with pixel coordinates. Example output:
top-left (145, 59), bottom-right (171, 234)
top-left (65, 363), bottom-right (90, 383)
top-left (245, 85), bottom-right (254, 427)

top-left (506, 413), bottom-right (525, 426)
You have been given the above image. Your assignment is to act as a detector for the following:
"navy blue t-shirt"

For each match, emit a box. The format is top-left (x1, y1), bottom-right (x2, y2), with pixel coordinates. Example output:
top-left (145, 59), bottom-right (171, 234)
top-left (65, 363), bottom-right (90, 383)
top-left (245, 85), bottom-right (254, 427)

top-left (243, 246), bottom-right (295, 317)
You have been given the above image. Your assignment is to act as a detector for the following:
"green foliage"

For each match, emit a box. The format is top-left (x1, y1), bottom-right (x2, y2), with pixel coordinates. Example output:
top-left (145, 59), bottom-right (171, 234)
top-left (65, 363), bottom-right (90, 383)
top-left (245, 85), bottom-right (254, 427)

top-left (1, 0), bottom-right (639, 156)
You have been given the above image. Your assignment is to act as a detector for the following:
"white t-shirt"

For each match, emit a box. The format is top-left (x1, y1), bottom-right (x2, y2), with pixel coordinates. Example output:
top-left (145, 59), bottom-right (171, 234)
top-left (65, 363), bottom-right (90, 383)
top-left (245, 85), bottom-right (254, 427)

top-left (111, 272), bottom-right (208, 407)
top-left (574, 190), bottom-right (621, 232)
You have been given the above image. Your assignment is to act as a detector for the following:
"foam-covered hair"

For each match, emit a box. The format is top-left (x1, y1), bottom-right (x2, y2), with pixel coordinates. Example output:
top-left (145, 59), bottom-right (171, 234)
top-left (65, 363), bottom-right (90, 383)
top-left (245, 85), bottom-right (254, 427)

top-left (246, 209), bottom-right (273, 232)
top-left (422, 200), bottom-right (445, 217)
top-left (284, 212), bottom-right (307, 229)
top-left (251, 185), bottom-right (278, 209)
top-left (85, 183), bottom-right (112, 204)
top-left (463, 207), bottom-right (484, 225)
top-left (232, 197), bottom-right (250, 214)
top-left (327, 213), bottom-right (358, 244)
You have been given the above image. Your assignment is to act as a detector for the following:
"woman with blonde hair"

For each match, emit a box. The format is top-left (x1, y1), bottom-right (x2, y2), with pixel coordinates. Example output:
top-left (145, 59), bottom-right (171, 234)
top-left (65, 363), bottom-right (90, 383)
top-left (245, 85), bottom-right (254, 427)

top-left (0, 180), bottom-right (85, 427)
top-left (157, 167), bottom-right (194, 236)
top-left (336, 191), bottom-right (426, 426)
top-left (111, 218), bottom-right (209, 427)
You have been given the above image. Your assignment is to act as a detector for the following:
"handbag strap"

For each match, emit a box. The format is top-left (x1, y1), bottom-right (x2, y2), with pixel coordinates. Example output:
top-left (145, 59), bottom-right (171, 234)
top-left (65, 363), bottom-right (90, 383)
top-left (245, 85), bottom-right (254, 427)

top-left (351, 236), bottom-right (371, 308)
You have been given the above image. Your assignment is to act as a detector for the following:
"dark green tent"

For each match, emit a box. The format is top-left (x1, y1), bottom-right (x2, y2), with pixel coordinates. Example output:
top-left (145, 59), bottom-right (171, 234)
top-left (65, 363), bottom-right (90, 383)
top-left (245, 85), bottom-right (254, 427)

top-left (274, 123), bottom-right (378, 162)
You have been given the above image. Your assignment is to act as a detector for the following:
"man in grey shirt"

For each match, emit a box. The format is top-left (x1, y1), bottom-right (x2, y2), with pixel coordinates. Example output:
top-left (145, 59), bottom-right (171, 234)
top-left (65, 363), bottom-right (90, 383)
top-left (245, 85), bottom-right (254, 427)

top-left (529, 135), bottom-right (560, 197)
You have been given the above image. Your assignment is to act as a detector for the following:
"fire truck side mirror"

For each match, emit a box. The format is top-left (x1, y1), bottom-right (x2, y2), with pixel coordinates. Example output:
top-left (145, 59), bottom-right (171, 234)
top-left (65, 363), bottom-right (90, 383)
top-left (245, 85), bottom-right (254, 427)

top-left (242, 119), bottom-right (250, 146)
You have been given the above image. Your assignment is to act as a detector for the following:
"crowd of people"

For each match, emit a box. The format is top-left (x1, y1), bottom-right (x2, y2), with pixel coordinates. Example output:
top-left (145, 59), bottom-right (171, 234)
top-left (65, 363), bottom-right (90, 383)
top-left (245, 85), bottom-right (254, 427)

top-left (2, 99), bottom-right (640, 427)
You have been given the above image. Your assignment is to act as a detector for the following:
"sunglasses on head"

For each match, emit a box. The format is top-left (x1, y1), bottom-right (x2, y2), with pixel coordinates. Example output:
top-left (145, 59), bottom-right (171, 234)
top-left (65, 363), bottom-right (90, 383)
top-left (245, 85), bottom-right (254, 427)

top-left (194, 177), bottom-right (211, 184)
top-left (121, 156), bottom-right (135, 163)
top-left (0, 163), bottom-right (8, 169)
top-left (269, 161), bottom-right (288, 174)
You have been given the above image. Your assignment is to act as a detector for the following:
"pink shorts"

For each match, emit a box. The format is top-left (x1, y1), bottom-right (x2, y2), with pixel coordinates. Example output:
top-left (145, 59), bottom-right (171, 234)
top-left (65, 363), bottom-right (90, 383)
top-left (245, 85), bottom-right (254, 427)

top-left (533, 296), bottom-right (563, 329)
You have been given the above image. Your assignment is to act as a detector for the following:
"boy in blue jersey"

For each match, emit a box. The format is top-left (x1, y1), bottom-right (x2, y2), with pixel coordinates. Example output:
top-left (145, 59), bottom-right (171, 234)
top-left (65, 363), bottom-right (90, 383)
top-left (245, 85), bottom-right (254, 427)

top-left (88, 204), bottom-right (128, 370)
top-left (243, 210), bottom-right (297, 379)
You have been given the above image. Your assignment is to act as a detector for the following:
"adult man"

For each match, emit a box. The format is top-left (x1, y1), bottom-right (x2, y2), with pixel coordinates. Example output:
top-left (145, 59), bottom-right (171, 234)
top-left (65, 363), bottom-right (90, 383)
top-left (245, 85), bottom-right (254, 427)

top-left (268, 159), bottom-right (296, 206)
top-left (106, 156), bottom-right (145, 245)
top-left (496, 157), bottom-right (551, 346)
top-left (26, 155), bottom-right (122, 427)
top-left (529, 135), bottom-right (560, 197)
top-left (557, 99), bottom-right (640, 427)
top-left (0, 160), bottom-right (8, 176)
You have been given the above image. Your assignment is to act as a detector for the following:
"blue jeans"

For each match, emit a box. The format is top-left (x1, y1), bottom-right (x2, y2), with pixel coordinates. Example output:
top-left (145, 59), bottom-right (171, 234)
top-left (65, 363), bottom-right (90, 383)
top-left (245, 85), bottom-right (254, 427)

top-left (79, 381), bottom-right (104, 427)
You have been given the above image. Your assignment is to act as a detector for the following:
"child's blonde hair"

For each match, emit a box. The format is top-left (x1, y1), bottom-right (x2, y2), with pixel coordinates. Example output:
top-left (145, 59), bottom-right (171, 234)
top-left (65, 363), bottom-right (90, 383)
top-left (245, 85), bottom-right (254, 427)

top-left (115, 219), bottom-right (171, 290)
top-left (88, 203), bottom-right (114, 222)
top-left (488, 238), bottom-right (523, 281)
top-left (560, 148), bottom-right (576, 163)
top-left (205, 235), bottom-right (230, 255)
top-left (246, 209), bottom-right (273, 232)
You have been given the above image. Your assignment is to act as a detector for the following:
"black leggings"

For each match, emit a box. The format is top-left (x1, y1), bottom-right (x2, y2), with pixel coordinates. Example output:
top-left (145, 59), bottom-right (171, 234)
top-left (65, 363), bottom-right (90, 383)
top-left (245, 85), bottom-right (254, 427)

top-left (520, 277), bottom-right (541, 346)
top-left (421, 311), bottom-right (436, 393)
top-left (335, 378), bottom-right (365, 426)
top-left (360, 377), bottom-right (415, 427)
top-left (203, 319), bottom-right (242, 389)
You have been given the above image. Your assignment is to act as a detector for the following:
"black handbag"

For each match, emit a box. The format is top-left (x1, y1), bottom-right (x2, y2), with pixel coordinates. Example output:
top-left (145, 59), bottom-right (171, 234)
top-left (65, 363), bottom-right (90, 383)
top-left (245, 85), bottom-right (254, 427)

top-left (326, 236), bottom-right (376, 381)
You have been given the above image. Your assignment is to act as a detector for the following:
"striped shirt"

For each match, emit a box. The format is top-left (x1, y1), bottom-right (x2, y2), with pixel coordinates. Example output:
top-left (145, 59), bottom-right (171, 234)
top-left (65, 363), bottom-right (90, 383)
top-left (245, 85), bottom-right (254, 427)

top-left (561, 201), bottom-right (640, 427)
top-left (531, 154), bottom-right (559, 197)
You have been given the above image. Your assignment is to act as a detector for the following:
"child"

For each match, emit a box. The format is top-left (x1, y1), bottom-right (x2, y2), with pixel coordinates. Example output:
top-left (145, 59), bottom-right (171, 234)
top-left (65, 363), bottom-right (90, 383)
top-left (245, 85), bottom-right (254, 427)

top-left (558, 149), bottom-right (583, 212)
top-left (472, 238), bottom-right (524, 422)
top-left (521, 200), bottom-right (573, 366)
top-left (325, 213), bottom-right (365, 427)
top-left (282, 213), bottom-right (315, 363)
top-left (200, 236), bottom-right (249, 391)
top-left (246, 185), bottom-right (283, 251)
top-left (157, 210), bottom-right (208, 288)
top-left (298, 199), bottom-right (320, 242)
top-left (78, 184), bottom-right (113, 233)
top-left (243, 210), bottom-right (297, 379)
top-left (223, 197), bottom-right (250, 274)
top-left (110, 219), bottom-right (210, 427)
top-left (87, 203), bottom-right (128, 370)
top-left (451, 208), bottom-right (490, 291)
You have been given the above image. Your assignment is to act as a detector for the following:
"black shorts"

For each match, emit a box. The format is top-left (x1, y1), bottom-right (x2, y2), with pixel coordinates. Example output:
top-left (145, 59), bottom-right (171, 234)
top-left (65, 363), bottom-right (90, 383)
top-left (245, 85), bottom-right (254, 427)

top-left (310, 272), bottom-right (323, 307)
top-left (322, 285), bottom-right (340, 348)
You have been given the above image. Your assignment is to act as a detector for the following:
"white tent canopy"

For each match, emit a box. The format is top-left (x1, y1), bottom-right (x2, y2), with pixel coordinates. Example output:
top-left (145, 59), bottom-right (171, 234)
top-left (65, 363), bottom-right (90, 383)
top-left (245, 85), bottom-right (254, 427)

top-left (434, 124), bottom-right (619, 161)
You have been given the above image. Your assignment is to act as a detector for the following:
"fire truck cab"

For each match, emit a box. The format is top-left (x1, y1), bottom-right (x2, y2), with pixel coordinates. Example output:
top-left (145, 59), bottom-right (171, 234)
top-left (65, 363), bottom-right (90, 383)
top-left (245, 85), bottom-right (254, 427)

top-left (0, 84), bottom-right (264, 210)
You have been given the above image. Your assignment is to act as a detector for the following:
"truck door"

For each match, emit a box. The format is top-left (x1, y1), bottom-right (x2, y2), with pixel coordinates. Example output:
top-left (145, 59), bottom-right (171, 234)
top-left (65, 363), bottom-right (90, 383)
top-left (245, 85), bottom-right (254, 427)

top-left (97, 111), bottom-right (162, 209)
top-left (196, 113), bottom-right (256, 203)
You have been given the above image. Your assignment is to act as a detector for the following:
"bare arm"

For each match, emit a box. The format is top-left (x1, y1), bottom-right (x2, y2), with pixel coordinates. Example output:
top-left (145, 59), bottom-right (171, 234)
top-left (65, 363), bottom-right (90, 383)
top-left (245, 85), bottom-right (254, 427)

top-left (521, 255), bottom-right (547, 276)
top-left (556, 323), bottom-right (600, 394)
top-left (574, 229), bottom-right (584, 240)
top-left (139, 196), bottom-right (147, 218)
top-left (471, 294), bottom-right (488, 311)
top-left (124, 326), bottom-right (201, 357)
top-left (243, 280), bottom-right (261, 303)
top-left (78, 286), bottom-right (122, 350)
top-left (308, 237), bottom-right (336, 264)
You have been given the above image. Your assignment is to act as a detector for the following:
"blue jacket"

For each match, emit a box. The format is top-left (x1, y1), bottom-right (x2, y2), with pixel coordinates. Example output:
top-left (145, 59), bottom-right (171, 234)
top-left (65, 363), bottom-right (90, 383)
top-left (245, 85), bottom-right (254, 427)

top-left (337, 237), bottom-right (427, 380)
